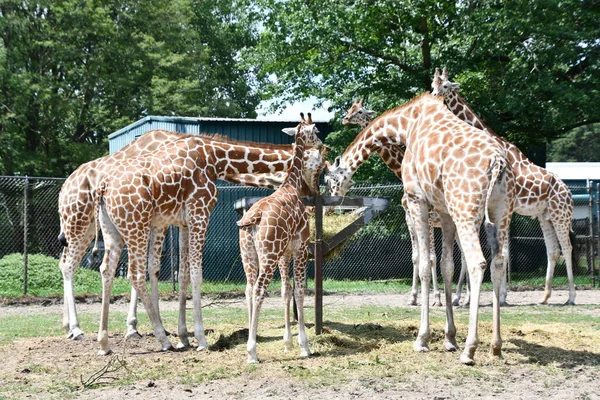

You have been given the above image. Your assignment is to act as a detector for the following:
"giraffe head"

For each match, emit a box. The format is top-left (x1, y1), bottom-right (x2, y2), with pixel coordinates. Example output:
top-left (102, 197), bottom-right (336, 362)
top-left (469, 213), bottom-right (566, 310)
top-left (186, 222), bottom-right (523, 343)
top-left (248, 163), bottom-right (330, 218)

top-left (282, 112), bottom-right (323, 149)
top-left (342, 99), bottom-right (377, 128)
top-left (324, 155), bottom-right (353, 198)
top-left (431, 67), bottom-right (461, 97)
top-left (303, 146), bottom-right (328, 194)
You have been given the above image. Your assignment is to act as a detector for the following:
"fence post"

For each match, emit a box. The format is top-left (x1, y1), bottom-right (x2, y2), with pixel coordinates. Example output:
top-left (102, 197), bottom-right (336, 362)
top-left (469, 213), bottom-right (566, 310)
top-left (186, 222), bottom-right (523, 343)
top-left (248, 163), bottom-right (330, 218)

top-left (314, 194), bottom-right (323, 335)
top-left (591, 184), bottom-right (600, 288)
top-left (589, 181), bottom-right (596, 285)
top-left (23, 175), bottom-right (29, 296)
top-left (170, 226), bottom-right (176, 293)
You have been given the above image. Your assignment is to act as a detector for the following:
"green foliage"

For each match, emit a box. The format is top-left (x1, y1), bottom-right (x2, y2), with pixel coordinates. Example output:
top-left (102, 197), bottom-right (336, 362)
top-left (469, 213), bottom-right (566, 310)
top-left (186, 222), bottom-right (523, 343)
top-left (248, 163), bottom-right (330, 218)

top-left (0, 253), bottom-right (130, 297)
top-left (0, 0), bottom-right (260, 177)
top-left (547, 123), bottom-right (600, 162)
top-left (246, 0), bottom-right (600, 180)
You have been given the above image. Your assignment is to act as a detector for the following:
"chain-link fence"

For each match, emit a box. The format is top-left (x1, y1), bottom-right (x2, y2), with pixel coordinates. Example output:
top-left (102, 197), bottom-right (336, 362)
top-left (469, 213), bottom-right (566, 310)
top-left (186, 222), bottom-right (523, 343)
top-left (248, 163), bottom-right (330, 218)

top-left (0, 175), bottom-right (598, 297)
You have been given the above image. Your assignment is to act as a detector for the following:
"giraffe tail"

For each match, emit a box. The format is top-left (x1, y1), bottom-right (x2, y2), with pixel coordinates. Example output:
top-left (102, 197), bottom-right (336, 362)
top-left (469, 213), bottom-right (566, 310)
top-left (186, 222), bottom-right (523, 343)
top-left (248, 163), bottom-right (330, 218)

top-left (57, 232), bottom-right (68, 247)
top-left (92, 183), bottom-right (106, 258)
top-left (483, 156), bottom-right (507, 259)
top-left (237, 208), bottom-right (262, 228)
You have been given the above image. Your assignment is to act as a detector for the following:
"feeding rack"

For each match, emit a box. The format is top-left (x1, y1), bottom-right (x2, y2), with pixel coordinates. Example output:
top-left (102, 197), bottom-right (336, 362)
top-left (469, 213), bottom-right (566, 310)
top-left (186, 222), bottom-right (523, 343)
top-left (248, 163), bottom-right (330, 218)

top-left (234, 194), bottom-right (390, 334)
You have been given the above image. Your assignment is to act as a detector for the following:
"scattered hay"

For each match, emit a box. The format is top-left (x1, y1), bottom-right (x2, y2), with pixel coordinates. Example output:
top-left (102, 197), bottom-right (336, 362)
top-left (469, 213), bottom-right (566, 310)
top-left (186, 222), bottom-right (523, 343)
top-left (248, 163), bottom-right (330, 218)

top-left (209, 328), bottom-right (249, 351)
top-left (309, 212), bottom-right (361, 260)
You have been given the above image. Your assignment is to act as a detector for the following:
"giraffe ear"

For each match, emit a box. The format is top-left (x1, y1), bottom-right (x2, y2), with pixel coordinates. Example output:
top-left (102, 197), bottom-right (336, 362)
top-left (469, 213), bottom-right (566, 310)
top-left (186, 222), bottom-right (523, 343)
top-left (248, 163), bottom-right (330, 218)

top-left (366, 110), bottom-right (377, 119)
top-left (448, 81), bottom-right (461, 90)
top-left (282, 127), bottom-right (296, 136)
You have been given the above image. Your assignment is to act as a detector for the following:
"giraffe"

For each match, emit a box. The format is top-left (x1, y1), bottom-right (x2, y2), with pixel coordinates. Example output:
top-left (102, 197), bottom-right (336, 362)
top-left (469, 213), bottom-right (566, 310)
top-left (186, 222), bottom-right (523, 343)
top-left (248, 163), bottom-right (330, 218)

top-left (237, 113), bottom-right (320, 363)
top-left (58, 129), bottom-right (326, 345)
top-left (342, 99), bottom-right (445, 307)
top-left (92, 128), bottom-right (324, 355)
top-left (432, 67), bottom-right (576, 305)
top-left (58, 130), bottom-right (189, 341)
top-left (325, 93), bottom-right (515, 364)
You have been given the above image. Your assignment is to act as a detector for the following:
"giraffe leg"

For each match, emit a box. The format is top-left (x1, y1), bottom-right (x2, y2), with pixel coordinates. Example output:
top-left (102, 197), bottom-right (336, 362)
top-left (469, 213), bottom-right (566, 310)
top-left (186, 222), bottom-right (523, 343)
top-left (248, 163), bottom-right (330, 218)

top-left (439, 216), bottom-right (458, 351)
top-left (555, 225), bottom-right (576, 305)
top-left (403, 196), bottom-right (419, 306)
top-left (188, 213), bottom-right (212, 351)
top-left (59, 231), bottom-right (92, 341)
top-left (278, 253), bottom-right (293, 352)
top-left (248, 258), bottom-right (277, 363)
top-left (538, 214), bottom-right (562, 305)
top-left (97, 209), bottom-right (124, 355)
top-left (453, 240), bottom-right (467, 307)
top-left (293, 243), bottom-right (311, 358)
top-left (176, 228), bottom-right (191, 349)
top-left (455, 224), bottom-right (486, 365)
top-left (239, 227), bottom-right (259, 339)
top-left (405, 196), bottom-right (432, 352)
top-left (429, 219), bottom-right (442, 307)
top-left (127, 241), bottom-right (173, 352)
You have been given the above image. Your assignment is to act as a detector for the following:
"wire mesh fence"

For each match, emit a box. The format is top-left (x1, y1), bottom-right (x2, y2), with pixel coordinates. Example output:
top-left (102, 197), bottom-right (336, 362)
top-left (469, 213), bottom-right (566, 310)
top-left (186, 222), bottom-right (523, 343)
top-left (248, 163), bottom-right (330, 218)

top-left (0, 175), bottom-right (598, 298)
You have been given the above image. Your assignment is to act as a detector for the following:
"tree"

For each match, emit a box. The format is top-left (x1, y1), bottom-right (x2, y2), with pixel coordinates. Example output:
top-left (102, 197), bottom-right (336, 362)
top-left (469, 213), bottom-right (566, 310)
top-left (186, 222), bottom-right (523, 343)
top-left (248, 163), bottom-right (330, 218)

top-left (0, 0), bottom-right (260, 177)
top-left (547, 124), bottom-right (600, 162)
top-left (245, 0), bottom-right (600, 182)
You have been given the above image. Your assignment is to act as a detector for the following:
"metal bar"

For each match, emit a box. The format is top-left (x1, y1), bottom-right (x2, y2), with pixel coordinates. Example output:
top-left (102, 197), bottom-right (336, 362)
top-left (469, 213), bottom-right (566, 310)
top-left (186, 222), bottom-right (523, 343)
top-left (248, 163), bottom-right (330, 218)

top-left (592, 184), bottom-right (600, 288)
top-left (171, 226), bottom-right (176, 293)
top-left (314, 194), bottom-right (324, 335)
top-left (23, 176), bottom-right (29, 296)
top-left (589, 181), bottom-right (596, 286)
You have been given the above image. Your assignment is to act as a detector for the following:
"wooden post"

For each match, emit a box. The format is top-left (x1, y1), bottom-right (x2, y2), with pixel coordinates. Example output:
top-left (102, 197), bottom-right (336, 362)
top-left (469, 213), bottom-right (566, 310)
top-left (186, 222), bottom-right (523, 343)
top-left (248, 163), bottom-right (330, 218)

top-left (314, 194), bottom-right (323, 335)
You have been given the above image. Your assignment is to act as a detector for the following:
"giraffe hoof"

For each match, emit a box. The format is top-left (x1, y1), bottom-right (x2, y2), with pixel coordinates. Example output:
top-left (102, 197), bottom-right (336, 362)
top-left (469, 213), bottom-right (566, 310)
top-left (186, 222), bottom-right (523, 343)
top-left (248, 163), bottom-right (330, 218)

top-left (444, 341), bottom-right (459, 352)
top-left (452, 299), bottom-right (460, 307)
top-left (98, 348), bottom-right (113, 356)
top-left (413, 342), bottom-right (429, 353)
top-left (124, 330), bottom-right (142, 340)
top-left (196, 344), bottom-right (209, 352)
top-left (67, 328), bottom-right (84, 341)
top-left (161, 343), bottom-right (175, 352)
top-left (459, 353), bottom-right (475, 365)
top-left (176, 341), bottom-right (189, 350)
top-left (565, 300), bottom-right (576, 306)
top-left (538, 300), bottom-right (549, 305)
top-left (432, 301), bottom-right (442, 307)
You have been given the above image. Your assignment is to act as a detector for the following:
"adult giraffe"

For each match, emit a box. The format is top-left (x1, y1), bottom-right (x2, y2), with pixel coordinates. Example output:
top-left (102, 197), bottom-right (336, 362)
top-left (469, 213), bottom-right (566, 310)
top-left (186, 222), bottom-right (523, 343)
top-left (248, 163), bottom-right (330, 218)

top-left (326, 93), bottom-right (515, 364)
top-left (342, 99), bottom-right (445, 307)
top-left (58, 130), bottom-right (325, 343)
top-left (432, 67), bottom-right (576, 306)
top-left (237, 113), bottom-right (319, 363)
top-left (93, 124), bottom-right (322, 355)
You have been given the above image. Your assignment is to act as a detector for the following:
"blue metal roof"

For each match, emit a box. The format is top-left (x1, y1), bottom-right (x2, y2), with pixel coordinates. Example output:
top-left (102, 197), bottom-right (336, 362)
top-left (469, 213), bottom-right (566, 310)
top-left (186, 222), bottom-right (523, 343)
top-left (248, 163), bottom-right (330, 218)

top-left (108, 115), bottom-right (332, 154)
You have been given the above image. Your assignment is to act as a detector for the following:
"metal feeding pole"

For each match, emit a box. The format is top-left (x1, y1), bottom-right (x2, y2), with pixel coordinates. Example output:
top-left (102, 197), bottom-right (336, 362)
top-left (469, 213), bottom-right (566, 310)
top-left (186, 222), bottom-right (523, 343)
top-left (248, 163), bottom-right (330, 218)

top-left (23, 176), bottom-right (29, 296)
top-left (234, 195), bottom-right (390, 336)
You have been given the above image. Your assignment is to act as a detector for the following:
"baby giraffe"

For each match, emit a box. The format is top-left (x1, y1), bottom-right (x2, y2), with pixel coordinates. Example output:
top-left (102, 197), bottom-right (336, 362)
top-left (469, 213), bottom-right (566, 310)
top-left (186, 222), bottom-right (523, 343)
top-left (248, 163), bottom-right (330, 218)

top-left (237, 112), bottom-right (321, 363)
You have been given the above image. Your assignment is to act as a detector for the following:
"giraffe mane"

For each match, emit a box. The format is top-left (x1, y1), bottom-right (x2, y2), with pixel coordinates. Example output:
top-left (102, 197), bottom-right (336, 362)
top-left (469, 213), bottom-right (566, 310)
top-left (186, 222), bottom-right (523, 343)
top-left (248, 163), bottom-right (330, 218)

top-left (198, 133), bottom-right (294, 151)
top-left (345, 92), bottom-right (443, 149)
top-left (451, 92), bottom-right (511, 145)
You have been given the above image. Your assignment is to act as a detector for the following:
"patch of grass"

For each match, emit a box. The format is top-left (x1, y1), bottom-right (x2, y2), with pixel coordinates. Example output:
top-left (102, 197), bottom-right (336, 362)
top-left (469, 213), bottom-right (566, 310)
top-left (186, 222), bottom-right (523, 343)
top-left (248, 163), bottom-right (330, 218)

top-left (0, 253), bottom-right (131, 297)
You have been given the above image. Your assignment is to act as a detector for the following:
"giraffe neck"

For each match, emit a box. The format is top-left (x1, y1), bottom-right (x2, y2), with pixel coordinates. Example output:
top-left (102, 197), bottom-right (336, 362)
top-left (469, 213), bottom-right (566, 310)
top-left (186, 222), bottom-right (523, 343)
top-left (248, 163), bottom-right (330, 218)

top-left (205, 139), bottom-right (293, 178)
top-left (444, 92), bottom-right (488, 133)
top-left (281, 139), bottom-right (306, 191)
top-left (226, 172), bottom-right (285, 190)
top-left (340, 100), bottom-right (419, 174)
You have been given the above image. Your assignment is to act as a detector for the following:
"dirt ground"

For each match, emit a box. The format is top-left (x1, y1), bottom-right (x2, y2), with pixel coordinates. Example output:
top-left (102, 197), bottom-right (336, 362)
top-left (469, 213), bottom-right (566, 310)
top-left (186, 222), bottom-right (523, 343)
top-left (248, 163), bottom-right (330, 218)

top-left (1, 289), bottom-right (600, 400)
